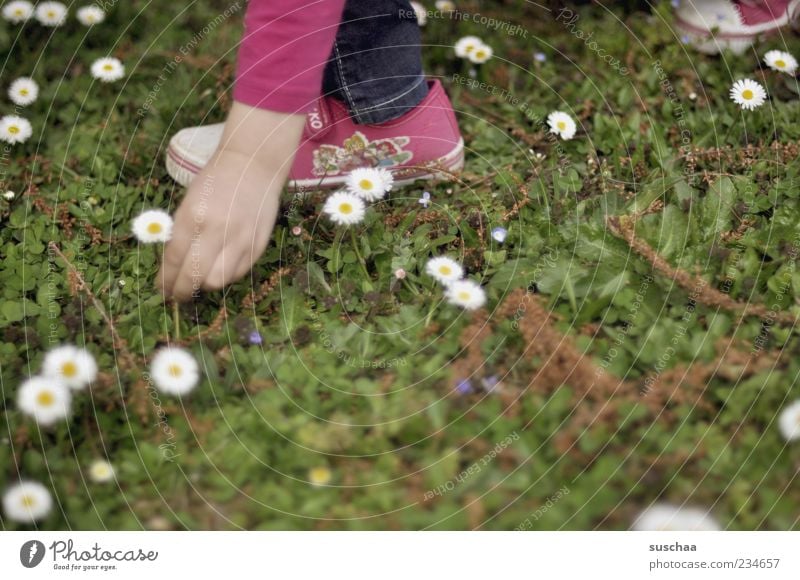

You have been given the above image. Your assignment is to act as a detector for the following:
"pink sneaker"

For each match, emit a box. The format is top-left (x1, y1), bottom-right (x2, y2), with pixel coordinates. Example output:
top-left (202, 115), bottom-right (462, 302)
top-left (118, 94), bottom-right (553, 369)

top-left (675, 0), bottom-right (800, 54)
top-left (166, 79), bottom-right (464, 190)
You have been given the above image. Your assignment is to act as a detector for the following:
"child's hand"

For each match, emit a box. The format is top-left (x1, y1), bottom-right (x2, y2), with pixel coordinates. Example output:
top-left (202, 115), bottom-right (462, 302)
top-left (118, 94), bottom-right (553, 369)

top-left (157, 103), bottom-right (305, 300)
top-left (156, 150), bottom-right (278, 300)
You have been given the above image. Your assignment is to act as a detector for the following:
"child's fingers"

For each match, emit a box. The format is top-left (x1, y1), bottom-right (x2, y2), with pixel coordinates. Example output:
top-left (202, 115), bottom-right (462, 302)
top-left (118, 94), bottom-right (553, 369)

top-left (202, 240), bottom-right (253, 292)
top-left (157, 231), bottom-right (192, 297)
top-left (170, 233), bottom-right (220, 301)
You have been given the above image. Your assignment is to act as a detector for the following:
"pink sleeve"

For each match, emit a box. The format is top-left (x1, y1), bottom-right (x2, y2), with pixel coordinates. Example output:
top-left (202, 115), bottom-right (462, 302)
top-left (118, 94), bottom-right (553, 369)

top-left (233, 0), bottom-right (345, 114)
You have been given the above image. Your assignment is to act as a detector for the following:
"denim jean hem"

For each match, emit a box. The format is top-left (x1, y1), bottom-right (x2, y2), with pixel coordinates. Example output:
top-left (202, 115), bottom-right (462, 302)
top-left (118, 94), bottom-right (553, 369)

top-left (323, 0), bottom-right (426, 126)
top-left (346, 74), bottom-right (428, 124)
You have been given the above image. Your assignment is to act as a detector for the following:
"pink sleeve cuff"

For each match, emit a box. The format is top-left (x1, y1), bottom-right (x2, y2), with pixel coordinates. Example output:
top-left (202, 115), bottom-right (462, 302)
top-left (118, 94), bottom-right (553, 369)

top-left (233, 0), bottom-right (345, 114)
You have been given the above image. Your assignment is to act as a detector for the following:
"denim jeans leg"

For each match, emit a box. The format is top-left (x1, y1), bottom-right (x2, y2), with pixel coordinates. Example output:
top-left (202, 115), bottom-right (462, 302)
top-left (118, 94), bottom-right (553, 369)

top-left (322, 0), bottom-right (429, 125)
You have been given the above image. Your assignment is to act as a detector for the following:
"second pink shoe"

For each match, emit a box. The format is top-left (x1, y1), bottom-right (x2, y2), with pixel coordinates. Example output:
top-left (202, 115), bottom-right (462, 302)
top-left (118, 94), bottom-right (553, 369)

top-left (674, 0), bottom-right (800, 54)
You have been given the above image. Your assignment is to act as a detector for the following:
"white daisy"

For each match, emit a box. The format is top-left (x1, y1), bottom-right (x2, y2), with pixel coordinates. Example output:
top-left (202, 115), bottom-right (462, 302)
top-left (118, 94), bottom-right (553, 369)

top-left (308, 466), bottom-right (332, 487)
top-left (633, 503), bottom-right (721, 531)
top-left (445, 279), bottom-right (487, 310)
top-left (88, 459), bottom-right (115, 483)
top-left (345, 167), bottom-right (393, 202)
top-left (323, 191), bottom-right (366, 225)
top-left (425, 256), bottom-right (464, 285)
top-left (34, 1), bottom-right (67, 26)
top-left (2, 481), bottom-right (52, 523)
top-left (42, 345), bottom-right (97, 390)
top-left (17, 376), bottom-right (72, 425)
top-left (151, 347), bottom-right (200, 396)
top-left (468, 43), bottom-right (493, 64)
top-left (2, 0), bottom-right (33, 23)
top-left (90, 57), bottom-right (125, 83)
top-left (730, 79), bottom-right (766, 110)
top-left (763, 50), bottom-right (797, 74)
top-left (778, 399), bottom-right (800, 441)
top-left (8, 77), bottom-right (38, 106)
top-left (435, 0), bottom-right (455, 11)
top-left (0, 115), bottom-right (32, 144)
top-left (76, 4), bottom-right (104, 26)
top-left (410, 1), bottom-right (426, 25)
top-left (132, 209), bottom-right (173, 243)
top-left (547, 111), bottom-right (577, 140)
top-left (454, 36), bottom-right (483, 58)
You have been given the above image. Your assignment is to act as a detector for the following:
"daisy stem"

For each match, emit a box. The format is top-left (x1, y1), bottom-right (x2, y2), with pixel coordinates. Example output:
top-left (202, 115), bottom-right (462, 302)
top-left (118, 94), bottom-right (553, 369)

top-left (402, 278), bottom-right (420, 296)
top-left (349, 228), bottom-right (372, 286)
top-left (424, 296), bottom-right (438, 327)
top-left (332, 228), bottom-right (344, 271)
top-left (173, 301), bottom-right (180, 342)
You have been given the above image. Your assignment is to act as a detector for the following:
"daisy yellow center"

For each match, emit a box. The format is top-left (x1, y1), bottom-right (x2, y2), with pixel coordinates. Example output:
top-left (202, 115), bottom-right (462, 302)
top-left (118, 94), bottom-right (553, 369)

top-left (20, 495), bottom-right (35, 508)
top-left (14, 8), bottom-right (23, 15)
top-left (465, 44), bottom-right (476, 53)
top-left (20, 88), bottom-right (29, 96)
top-left (557, 121), bottom-right (566, 130)
top-left (359, 179), bottom-right (374, 191)
top-left (147, 222), bottom-right (163, 234)
top-left (458, 291), bottom-right (471, 301)
top-left (8, 126), bottom-right (19, 134)
top-left (37, 391), bottom-right (55, 407)
top-left (742, 89), bottom-right (754, 100)
top-left (87, 15), bottom-right (95, 22)
top-left (103, 64), bottom-right (114, 71)
top-left (167, 364), bottom-right (183, 377)
top-left (339, 202), bottom-right (353, 215)
top-left (475, 50), bottom-right (486, 59)
top-left (61, 361), bottom-right (78, 377)
top-left (310, 467), bottom-right (330, 483)
top-left (93, 465), bottom-right (110, 477)
top-left (439, 265), bottom-right (452, 276)
top-left (47, 10), bottom-right (55, 17)
top-left (776, 59), bottom-right (786, 68)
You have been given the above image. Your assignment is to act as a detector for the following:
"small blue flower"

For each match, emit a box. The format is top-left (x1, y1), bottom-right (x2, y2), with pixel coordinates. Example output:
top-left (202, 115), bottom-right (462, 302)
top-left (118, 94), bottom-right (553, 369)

top-left (248, 330), bottom-right (263, 345)
top-left (492, 227), bottom-right (508, 243)
top-left (534, 52), bottom-right (546, 62)
top-left (681, 34), bottom-right (690, 44)
top-left (456, 379), bottom-right (473, 395)
top-left (671, 0), bottom-right (680, 8)
top-left (418, 191), bottom-right (431, 208)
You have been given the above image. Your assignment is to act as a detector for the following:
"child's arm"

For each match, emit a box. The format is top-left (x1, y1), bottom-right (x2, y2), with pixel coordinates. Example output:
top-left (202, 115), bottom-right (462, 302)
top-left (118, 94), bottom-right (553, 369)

top-left (158, 0), bottom-right (346, 299)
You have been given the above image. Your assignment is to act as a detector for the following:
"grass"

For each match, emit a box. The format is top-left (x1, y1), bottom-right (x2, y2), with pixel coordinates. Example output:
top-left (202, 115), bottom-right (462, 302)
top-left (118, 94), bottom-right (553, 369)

top-left (1, 0), bottom-right (800, 530)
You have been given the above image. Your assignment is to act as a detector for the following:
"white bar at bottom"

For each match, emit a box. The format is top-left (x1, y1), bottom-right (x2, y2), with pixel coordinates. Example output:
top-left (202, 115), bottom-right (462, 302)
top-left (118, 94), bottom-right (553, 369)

top-left (0, 532), bottom-right (797, 578)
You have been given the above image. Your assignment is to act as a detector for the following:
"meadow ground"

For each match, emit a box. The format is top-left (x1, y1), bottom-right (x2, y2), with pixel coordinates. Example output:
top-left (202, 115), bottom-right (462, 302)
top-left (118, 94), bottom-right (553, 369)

top-left (2, 0), bottom-right (800, 530)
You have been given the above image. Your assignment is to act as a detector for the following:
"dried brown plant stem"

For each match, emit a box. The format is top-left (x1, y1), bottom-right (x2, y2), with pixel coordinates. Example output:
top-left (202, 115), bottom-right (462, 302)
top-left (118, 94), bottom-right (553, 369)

top-left (48, 242), bottom-right (137, 368)
top-left (606, 215), bottom-right (797, 325)
top-left (241, 266), bottom-right (292, 310)
top-left (48, 242), bottom-right (150, 422)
